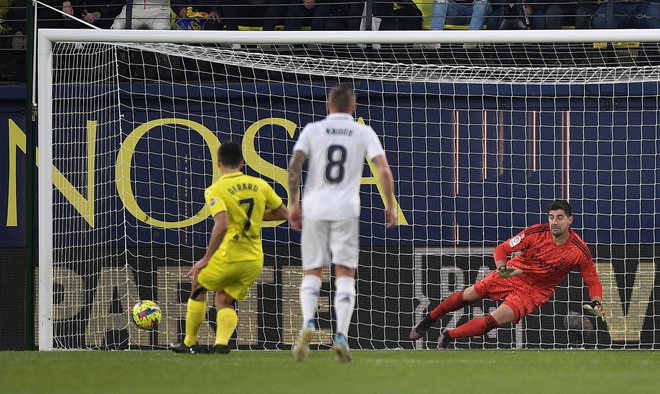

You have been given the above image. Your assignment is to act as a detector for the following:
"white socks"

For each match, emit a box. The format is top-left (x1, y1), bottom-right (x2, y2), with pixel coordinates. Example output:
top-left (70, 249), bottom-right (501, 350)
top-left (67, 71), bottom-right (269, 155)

top-left (333, 276), bottom-right (356, 337)
top-left (300, 275), bottom-right (356, 337)
top-left (300, 275), bottom-right (322, 327)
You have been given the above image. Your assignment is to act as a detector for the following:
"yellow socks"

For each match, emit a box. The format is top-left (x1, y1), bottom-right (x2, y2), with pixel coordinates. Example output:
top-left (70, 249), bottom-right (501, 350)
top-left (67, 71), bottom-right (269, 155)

top-left (215, 308), bottom-right (238, 346)
top-left (183, 298), bottom-right (206, 347)
top-left (183, 299), bottom-right (238, 348)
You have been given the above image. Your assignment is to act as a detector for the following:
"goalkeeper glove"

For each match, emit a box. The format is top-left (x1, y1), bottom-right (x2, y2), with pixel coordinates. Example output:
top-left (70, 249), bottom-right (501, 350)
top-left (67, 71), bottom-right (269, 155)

top-left (497, 266), bottom-right (523, 278)
top-left (583, 300), bottom-right (607, 321)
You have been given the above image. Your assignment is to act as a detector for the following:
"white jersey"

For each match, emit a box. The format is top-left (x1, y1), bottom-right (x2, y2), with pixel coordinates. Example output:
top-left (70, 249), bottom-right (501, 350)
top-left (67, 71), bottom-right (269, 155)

top-left (293, 113), bottom-right (386, 220)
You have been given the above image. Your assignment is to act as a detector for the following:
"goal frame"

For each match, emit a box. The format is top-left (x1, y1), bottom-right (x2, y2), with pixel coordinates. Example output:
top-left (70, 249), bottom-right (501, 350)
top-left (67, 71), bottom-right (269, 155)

top-left (37, 28), bottom-right (660, 351)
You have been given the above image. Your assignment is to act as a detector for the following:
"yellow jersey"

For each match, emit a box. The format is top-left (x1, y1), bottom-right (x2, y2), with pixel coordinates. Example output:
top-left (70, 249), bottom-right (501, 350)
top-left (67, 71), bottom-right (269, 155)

top-left (204, 172), bottom-right (283, 262)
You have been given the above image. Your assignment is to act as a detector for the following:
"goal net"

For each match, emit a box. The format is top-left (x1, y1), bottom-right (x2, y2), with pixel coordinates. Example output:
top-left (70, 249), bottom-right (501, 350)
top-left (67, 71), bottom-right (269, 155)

top-left (38, 29), bottom-right (660, 350)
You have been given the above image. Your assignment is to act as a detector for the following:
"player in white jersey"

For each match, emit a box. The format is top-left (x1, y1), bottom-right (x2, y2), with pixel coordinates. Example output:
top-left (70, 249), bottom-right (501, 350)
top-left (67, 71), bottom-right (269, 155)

top-left (288, 84), bottom-right (397, 363)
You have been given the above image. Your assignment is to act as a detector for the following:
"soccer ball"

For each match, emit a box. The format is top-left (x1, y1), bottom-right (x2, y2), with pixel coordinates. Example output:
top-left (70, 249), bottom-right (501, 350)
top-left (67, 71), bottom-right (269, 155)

top-left (132, 300), bottom-right (162, 330)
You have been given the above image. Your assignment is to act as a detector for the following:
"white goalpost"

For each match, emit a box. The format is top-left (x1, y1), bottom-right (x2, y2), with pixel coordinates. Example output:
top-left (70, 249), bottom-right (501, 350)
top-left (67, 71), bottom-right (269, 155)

top-left (38, 29), bottom-right (660, 351)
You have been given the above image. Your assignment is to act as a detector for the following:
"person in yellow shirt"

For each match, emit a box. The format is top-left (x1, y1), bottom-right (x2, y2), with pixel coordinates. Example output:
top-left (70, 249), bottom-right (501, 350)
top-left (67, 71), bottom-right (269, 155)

top-left (170, 141), bottom-right (288, 354)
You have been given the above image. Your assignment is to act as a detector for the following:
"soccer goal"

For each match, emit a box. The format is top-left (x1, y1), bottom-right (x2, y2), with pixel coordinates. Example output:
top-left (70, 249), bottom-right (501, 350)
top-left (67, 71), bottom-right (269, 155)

top-left (37, 29), bottom-right (660, 351)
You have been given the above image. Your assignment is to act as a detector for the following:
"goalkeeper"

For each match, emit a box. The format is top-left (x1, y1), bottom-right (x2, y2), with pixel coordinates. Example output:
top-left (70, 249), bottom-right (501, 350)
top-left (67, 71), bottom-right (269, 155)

top-left (170, 141), bottom-right (288, 354)
top-left (410, 200), bottom-right (606, 349)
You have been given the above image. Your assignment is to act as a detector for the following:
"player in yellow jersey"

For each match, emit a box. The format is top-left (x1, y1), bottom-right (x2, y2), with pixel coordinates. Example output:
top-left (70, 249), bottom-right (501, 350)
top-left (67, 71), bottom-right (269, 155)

top-left (170, 141), bottom-right (288, 354)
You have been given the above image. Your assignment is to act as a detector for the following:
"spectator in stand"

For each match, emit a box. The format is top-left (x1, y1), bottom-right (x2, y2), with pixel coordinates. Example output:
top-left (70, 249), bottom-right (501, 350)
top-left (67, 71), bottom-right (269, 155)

top-left (0, 0), bottom-right (19, 49)
top-left (0, 0), bottom-right (13, 38)
top-left (261, 0), bottom-right (295, 31)
top-left (67, 0), bottom-right (124, 29)
top-left (380, 1), bottom-right (424, 30)
top-left (172, 0), bottom-right (223, 30)
top-left (216, 0), bottom-right (284, 31)
top-left (487, 1), bottom-right (549, 30)
top-left (489, 3), bottom-right (529, 29)
top-left (317, 0), bottom-right (354, 30)
top-left (7, 0), bottom-right (88, 48)
top-left (324, 1), bottom-right (422, 31)
top-left (545, 0), bottom-right (599, 29)
top-left (591, 0), bottom-right (660, 28)
top-left (331, 1), bottom-right (378, 30)
top-left (282, 0), bottom-right (337, 31)
top-left (111, 0), bottom-right (170, 29)
top-left (521, 1), bottom-right (548, 29)
top-left (430, 0), bottom-right (492, 31)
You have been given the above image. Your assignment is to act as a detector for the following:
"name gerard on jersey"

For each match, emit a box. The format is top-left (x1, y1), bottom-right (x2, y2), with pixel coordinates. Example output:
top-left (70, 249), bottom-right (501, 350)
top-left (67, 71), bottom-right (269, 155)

top-left (227, 183), bottom-right (259, 195)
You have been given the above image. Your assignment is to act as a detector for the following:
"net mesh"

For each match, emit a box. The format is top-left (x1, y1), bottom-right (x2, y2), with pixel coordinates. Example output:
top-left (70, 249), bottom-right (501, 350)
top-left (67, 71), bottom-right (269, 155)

top-left (47, 39), bottom-right (660, 350)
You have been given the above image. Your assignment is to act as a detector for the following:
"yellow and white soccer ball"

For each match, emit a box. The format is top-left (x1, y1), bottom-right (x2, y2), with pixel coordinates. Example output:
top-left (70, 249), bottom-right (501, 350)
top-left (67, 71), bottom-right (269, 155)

top-left (132, 300), bottom-right (162, 330)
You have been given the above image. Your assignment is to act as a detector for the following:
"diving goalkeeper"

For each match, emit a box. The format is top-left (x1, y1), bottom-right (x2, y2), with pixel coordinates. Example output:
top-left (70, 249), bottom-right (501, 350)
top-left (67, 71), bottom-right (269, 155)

top-left (410, 199), bottom-right (606, 349)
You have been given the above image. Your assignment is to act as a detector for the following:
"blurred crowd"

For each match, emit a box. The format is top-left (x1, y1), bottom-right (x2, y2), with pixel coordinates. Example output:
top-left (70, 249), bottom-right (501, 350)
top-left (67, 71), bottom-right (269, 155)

top-left (1, 0), bottom-right (659, 49)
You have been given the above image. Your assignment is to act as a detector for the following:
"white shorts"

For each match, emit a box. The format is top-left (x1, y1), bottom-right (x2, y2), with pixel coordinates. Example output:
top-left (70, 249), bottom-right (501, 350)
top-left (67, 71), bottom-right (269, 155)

top-left (111, 6), bottom-right (171, 30)
top-left (301, 218), bottom-right (359, 270)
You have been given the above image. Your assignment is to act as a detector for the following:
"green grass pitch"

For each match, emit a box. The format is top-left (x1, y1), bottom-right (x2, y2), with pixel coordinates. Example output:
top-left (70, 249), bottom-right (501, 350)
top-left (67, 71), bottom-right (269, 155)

top-left (1, 350), bottom-right (658, 393)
